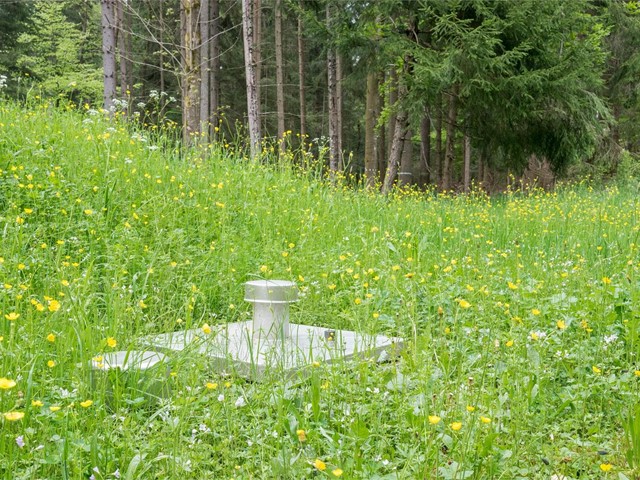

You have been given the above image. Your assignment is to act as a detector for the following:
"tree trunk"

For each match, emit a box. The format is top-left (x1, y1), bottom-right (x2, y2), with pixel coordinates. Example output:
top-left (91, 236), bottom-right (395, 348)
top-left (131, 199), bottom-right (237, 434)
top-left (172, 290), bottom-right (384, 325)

top-left (387, 68), bottom-right (398, 159)
top-left (297, 0), bottom-right (306, 142)
top-left (181, 0), bottom-right (201, 147)
top-left (101, 0), bottom-right (117, 112)
top-left (275, 0), bottom-right (286, 153)
top-left (442, 89), bottom-right (458, 191)
top-left (326, 4), bottom-right (339, 179)
top-left (463, 130), bottom-right (471, 193)
top-left (242, 0), bottom-right (261, 160)
top-left (159, 0), bottom-right (165, 92)
top-left (382, 109), bottom-right (408, 194)
top-left (382, 58), bottom-right (410, 195)
top-left (398, 128), bottom-right (413, 187)
top-left (116, 0), bottom-right (132, 99)
top-left (209, 0), bottom-right (220, 128)
top-left (435, 99), bottom-right (443, 186)
top-left (377, 72), bottom-right (386, 185)
top-left (253, 0), bottom-right (262, 131)
top-left (364, 71), bottom-right (378, 189)
top-left (336, 52), bottom-right (343, 170)
top-left (200, 0), bottom-right (210, 139)
top-left (419, 108), bottom-right (431, 184)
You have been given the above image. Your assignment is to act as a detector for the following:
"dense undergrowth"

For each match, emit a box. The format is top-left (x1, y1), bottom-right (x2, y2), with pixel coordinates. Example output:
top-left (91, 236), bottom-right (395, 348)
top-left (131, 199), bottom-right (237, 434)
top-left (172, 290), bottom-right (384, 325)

top-left (0, 101), bottom-right (640, 479)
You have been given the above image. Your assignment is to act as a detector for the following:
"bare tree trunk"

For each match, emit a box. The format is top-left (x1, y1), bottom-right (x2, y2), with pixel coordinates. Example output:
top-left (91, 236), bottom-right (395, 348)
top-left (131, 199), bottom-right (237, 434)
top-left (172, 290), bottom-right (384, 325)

top-left (297, 0), bottom-right (306, 141)
top-left (442, 89), bottom-right (458, 191)
top-left (242, 0), bottom-right (261, 160)
top-left (398, 128), bottom-right (413, 187)
top-left (377, 72), bottom-right (386, 185)
top-left (420, 108), bottom-right (431, 184)
top-left (159, 0), bottom-right (165, 92)
top-left (364, 71), bottom-right (378, 189)
top-left (336, 52), bottom-right (343, 170)
top-left (382, 109), bottom-right (408, 194)
top-left (210, 0), bottom-right (220, 128)
top-left (253, 0), bottom-right (262, 131)
top-left (382, 58), bottom-right (410, 194)
top-left (101, 0), bottom-right (117, 112)
top-left (200, 0), bottom-right (210, 139)
top-left (463, 130), bottom-right (471, 193)
top-left (326, 4), bottom-right (339, 179)
top-left (275, 0), bottom-right (286, 153)
top-left (387, 68), bottom-right (398, 159)
top-left (181, 0), bottom-right (201, 146)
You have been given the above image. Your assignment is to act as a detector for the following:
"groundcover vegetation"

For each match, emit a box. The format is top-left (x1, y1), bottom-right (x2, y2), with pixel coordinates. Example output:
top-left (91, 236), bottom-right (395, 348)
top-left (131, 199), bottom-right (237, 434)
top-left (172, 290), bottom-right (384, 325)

top-left (0, 101), bottom-right (639, 479)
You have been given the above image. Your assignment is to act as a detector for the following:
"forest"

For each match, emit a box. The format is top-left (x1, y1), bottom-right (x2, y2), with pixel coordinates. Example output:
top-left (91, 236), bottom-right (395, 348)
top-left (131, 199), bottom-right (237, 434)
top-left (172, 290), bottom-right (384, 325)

top-left (1, 0), bottom-right (639, 191)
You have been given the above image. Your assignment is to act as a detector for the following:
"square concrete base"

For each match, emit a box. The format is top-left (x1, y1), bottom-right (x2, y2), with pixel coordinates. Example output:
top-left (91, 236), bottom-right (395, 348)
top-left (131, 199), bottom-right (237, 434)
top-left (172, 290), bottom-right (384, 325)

top-left (140, 321), bottom-right (403, 380)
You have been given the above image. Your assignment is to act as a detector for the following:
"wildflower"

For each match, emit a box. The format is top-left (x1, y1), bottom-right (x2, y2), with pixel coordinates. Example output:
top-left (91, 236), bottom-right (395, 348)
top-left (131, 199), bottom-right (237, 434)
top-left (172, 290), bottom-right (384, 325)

top-left (480, 416), bottom-right (491, 424)
top-left (437, 306), bottom-right (444, 315)
top-left (296, 429), bottom-right (307, 442)
top-left (202, 323), bottom-right (212, 335)
top-left (47, 333), bottom-right (56, 342)
top-left (531, 308), bottom-right (541, 316)
top-left (47, 360), bottom-right (56, 368)
top-left (314, 459), bottom-right (327, 471)
top-left (556, 320), bottom-right (566, 330)
top-left (466, 405), bottom-right (475, 412)
top-left (49, 406), bottom-right (61, 412)
top-left (234, 396), bottom-right (246, 408)
top-left (600, 463), bottom-right (613, 472)
top-left (106, 337), bottom-right (117, 348)
top-left (16, 435), bottom-right (25, 448)
top-left (4, 312), bottom-right (20, 321)
top-left (0, 378), bottom-right (16, 389)
top-left (3, 411), bottom-right (24, 421)
top-left (450, 422), bottom-right (462, 431)
top-left (602, 277), bottom-right (612, 285)
top-left (604, 334), bottom-right (618, 344)
top-left (428, 415), bottom-right (441, 425)
top-left (328, 284), bottom-right (336, 290)
top-left (80, 400), bottom-right (93, 408)
top-left (505, 340), bottom-right (514, 347)
top-left (634, 370), bottom-right (640, 377)
top-left (354, 298), bottom-right (362, 305)
top-left (508, 281), bottom-right (518, 290)
top-left (458, 299), bottom-right (471, 309)
top-left (332, 468), bottom-right (343, 477)
top-left (260, 265), bottom-right (268, 273)
top-left (217, 394), bottom-right (224, 402)
top-left (138, 300), bottom-right (147, 309)
top-left (48, 300), bottom-right (61, 312)
top-left (592, 366), bottom-right (602, 374)
top-left (31, 400), bottom-right (43, 407)
top-left (84, 209), bottom-right (93, 215)
top-left (206, 382), bottom-right (218, 390)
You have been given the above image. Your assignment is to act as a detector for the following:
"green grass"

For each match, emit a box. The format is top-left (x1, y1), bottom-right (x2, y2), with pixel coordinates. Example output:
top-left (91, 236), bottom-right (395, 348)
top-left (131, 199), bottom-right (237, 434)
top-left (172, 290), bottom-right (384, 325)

top-left (1, 100), bottom-right (640, 479)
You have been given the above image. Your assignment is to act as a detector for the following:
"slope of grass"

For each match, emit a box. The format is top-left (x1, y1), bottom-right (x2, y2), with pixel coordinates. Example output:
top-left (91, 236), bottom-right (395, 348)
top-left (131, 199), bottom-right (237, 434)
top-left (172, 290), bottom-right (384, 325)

top-left (0, 101), bottom-right (639, 479)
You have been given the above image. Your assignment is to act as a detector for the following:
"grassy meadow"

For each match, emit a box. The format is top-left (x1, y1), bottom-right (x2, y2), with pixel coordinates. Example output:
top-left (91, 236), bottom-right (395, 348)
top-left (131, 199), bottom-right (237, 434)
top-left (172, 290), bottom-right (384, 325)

top-left (1, 100), bottom-right (640, 479)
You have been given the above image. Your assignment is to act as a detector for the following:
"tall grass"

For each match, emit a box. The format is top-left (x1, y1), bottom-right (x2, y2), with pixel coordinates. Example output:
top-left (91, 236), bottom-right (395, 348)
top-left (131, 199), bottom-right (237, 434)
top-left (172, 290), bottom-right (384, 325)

top-left (0, 100), bottom-right (639, 478)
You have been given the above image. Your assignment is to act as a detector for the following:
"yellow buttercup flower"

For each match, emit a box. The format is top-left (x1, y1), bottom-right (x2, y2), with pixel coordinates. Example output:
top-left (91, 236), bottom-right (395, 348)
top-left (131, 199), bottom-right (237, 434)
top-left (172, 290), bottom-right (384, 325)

top-left (4, 312), bottom-right (20, 321)
top-left (106, 337), bottom-right (117, 348)
top-left (296, 429), bottom-right (307, 442)
top-left (47, 333), bottom-right (56, 343)
top-left (202, 323), bottom-right (212, 335)
top-left (480, 416), bottom-right (491, 424)
top-left (0, 378), bottom-right (17, 389)
top-left (599, 463), bottom-right (613, 472)
top-left (80, 400), bottom-right (93, 408)
top-left (332, 468), bottom-right (343, 477)
top-left (428, 415), bottom-right (441, 425)
top-left (3, 411), bottom-right (24, 421)
top-left (450, 422), bottom-right (462, 431)
top-left (556, 320), bottom-right (566, 330)
top-left (592, 366), bottom-right (602, 374)
top-left (49, 406), bottom-right (61, 412)
top-left (48, 300), bottom-right (61, 312)
top-left (313, 459), bottom-right (326, 471)
top-left (458, 299), bottom-right (471, 309)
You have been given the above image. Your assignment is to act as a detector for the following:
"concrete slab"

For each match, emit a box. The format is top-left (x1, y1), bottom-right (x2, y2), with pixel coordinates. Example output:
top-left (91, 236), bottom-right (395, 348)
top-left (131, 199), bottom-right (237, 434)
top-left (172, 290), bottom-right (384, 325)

top-left (140, 321), bottom-right (403, 380)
